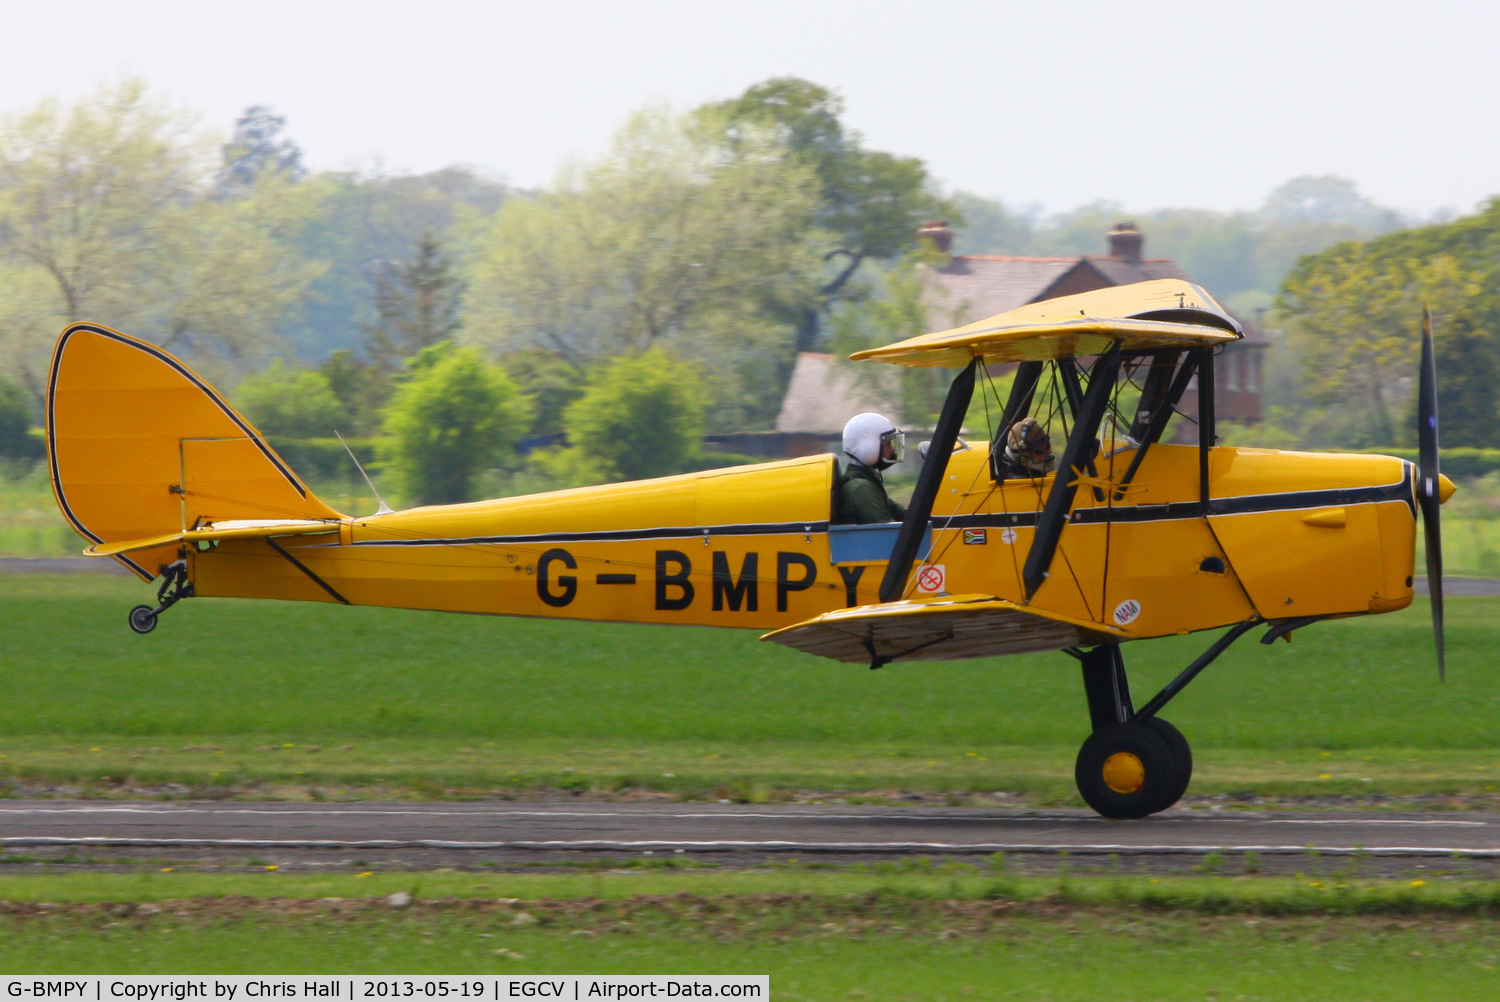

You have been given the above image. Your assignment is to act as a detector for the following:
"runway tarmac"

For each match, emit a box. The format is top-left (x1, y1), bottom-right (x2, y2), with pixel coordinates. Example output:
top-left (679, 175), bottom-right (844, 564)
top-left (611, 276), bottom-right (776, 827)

top-left (3, 800), bottom-right (1498, 864)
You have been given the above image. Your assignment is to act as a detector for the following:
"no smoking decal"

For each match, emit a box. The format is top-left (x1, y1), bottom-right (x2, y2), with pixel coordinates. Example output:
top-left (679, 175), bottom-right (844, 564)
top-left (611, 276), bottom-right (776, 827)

top-left (916, 564), bottom-right (946, 594)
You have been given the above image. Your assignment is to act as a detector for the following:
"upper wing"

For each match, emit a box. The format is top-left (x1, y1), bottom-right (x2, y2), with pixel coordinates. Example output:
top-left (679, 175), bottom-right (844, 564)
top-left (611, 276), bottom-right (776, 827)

top-left (761, 593), bottom-right (1132, 665)
top-left (852, 279), bottom-right (1241, 368)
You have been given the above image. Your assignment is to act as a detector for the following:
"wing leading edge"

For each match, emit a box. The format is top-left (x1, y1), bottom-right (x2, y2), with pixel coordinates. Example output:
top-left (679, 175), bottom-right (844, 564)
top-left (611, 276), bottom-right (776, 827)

top-left (852, 279), bottom-right (1242, 368)
top-left (762, 594), bottom-right (1132, 665)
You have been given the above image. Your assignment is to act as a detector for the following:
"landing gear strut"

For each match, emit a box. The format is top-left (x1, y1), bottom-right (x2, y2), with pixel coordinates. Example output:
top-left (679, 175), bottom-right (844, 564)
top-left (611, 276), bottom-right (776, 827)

top-left (128, 559), bottom-right (193, 635)
top-left (1070, 623), bottom-right (1255, 819)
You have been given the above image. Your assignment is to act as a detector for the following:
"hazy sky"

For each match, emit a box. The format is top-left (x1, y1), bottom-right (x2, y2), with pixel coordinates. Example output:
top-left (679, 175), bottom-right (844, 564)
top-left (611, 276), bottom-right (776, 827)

top-left (5, 0), bottom-right (1496, 217)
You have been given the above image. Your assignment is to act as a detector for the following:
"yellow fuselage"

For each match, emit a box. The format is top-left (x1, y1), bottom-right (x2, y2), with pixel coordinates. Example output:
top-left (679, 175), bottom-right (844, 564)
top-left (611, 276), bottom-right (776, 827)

top-left (193, 442), bottom-right (1417, 642)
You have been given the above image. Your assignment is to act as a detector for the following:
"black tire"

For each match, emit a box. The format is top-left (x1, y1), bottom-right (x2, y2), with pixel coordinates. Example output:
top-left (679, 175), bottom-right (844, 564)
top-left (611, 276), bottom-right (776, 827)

top-left (128, 605), bottom-right (158, 635)
top-left (1074, 722), bottom-right (1175, 820)
top-left (1139, 716), bottom-right (1192, 813)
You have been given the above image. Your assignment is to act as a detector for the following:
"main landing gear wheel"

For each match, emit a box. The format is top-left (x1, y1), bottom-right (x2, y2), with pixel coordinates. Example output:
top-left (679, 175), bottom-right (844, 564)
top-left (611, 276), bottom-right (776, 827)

top-left (128, 605), bottom-right (158, 635)
top-left (1074, 722), bottom-right (1176, 820)
top-left (1140, 716), bottom-right (1193, 812)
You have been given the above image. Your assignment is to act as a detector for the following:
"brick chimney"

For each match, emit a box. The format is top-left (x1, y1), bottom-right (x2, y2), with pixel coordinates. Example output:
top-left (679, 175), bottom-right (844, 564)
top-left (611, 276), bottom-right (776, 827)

top-left (917, 219), bottom-right (954, 254)
top-left (1108, 221), bottom-right (1143, 264)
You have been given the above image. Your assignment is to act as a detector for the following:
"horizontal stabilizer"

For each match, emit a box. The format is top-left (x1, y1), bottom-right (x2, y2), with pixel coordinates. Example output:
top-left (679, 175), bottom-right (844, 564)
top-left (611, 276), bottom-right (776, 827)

top-left (762, 594), bottom-right (1131, 664)
top-left (85, 519), bottom-right (341, 557)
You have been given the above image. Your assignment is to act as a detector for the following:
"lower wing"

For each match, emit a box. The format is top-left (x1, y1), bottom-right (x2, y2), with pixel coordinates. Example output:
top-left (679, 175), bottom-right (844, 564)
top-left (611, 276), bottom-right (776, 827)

top-left (762, 594), bottom-right (1131, 665)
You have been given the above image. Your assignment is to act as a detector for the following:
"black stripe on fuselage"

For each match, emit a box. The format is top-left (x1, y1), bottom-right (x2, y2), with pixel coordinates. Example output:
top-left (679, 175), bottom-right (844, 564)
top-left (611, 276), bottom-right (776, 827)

top-left (339, 475), bottom-right (1414, 551)
top-left (345, 520), bottom-right (829, 548)
top-left (934, 472), bottom-right (1416, 531)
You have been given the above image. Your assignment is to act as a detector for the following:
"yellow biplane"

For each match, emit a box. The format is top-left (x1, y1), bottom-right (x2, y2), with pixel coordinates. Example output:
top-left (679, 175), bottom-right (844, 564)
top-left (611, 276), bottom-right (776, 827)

top-left (44, 279), bottom-right (1454, 818)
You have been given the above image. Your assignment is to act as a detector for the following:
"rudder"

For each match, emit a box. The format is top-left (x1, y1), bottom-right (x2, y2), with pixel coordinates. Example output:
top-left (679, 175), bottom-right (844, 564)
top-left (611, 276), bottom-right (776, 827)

top-left (46, 323), bottom-right (343, 579)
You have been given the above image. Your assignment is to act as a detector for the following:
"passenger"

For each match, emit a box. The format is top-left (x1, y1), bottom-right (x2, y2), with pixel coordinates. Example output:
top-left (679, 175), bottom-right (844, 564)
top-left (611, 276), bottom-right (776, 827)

top-left (997, 417), bottom-right (1055, 480)
top-left (836, 412), bottom-right (907, 524)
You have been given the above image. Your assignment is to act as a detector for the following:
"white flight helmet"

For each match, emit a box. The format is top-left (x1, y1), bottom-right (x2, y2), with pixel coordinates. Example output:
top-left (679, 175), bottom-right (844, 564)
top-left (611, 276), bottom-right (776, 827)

top-left (842, 412), bottom-right (904, 470)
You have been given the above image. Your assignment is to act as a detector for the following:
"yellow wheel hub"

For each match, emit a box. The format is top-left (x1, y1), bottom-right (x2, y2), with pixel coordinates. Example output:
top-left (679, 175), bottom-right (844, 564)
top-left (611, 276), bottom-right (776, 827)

top-left (1102, 751), bottom-right (1145, 794)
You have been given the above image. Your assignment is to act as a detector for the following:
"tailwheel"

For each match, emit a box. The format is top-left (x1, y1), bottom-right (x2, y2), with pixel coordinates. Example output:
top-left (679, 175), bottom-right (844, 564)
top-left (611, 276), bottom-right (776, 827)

top-left (128, 604), bottom-right (158, 635)
top-left (1140, 716), bottom-right (1193, 813)
top-left (125, 558), bottom-right (192, 635)
top-left (1074, 722), bottom-right (1175, 819)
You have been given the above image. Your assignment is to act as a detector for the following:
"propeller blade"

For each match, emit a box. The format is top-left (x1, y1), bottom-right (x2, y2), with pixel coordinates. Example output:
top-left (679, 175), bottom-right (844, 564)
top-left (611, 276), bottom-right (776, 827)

top-left (1417, 304), bottom-right (1444, 681)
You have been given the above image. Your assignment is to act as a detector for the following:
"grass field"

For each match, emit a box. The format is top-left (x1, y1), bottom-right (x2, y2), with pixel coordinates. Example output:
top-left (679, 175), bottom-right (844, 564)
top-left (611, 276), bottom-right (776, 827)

top-left (0, 573), bottom-right (1497, 802)
top-left (1, 871), bottom-right (1498, 996)
top-left (3, 553), bottom-right (1499, 989)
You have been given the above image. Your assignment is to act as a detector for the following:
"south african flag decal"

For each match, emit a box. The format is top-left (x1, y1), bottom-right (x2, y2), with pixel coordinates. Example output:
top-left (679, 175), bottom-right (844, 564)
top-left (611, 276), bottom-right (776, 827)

top-left (963, 528), bottom-right (987, 545)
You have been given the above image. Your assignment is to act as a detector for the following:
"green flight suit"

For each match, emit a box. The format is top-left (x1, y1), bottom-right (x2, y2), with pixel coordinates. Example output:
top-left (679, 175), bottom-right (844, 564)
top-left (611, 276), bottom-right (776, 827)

top-left (836, 461), bottom-right (907, 524)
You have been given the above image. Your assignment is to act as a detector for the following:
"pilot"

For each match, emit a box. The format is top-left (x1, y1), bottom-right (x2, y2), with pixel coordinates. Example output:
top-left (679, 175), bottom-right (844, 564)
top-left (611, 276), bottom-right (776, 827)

top-left (836, 412), bottom-right (907, 524)
top-left (997, 417), bottom-right (1055, 480)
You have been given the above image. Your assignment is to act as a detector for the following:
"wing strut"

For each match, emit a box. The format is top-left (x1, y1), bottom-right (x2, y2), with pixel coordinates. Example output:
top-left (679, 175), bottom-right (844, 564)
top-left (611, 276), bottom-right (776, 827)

top-left (988, 360), bottom-right (1043, 482)
top-left (878, 357), bottom-right (979, 603)
top-left (1198, 345), bottom-right (1216, 507)
top-left (1022, 343), bottom-right (1122, 601)
top-left (1113, 351), bottom-right (1196, 499)
top-left (1057, 356), bottom-right (1107, 501)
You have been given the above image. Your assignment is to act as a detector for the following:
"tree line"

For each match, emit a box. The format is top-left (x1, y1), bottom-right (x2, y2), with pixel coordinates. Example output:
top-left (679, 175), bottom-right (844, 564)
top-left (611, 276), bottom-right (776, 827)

top-left (1, 77), bottom-right (1493, 505)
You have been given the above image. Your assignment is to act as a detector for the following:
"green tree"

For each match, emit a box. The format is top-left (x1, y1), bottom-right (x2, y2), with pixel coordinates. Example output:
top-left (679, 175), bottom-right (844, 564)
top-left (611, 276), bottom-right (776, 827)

top-left (282, 166), bottom-right (506, 360)
top-left (1274, 197), bottom-right (1500, 449)
top-left (1257, 175), bottom-right (1404, 229)
top-left (149, 172), bottom-right (327, 371)
top-left (234, 360), bottom-right (346, 438)
top-left (464, 107), bottom-right (817, 427)
top-left (830, 250), bottom-right (956, 428)
top-left (948, 192), bottom-right (1034, 255)
top-left (561, 348), bottom-right (706, 482)
top-left (318, 348), bottom-right (393, 437)
top-left (501, 349), bottom-right (585, 439)
top-left (1424, 312), bottom-right (1500, 448)
top-left (363, 231), bottom-right (464, 367)
top-left (0, 373), bottom-right (39, 460)
top-left (0, 82), bottom-right (322, 396)
top-left (1278, 251), bottom-right (1481, 447)
top-left (216, 105), bottom-right (304, 196)
top-left (948, 176), bottom-right (1408, 310)
top-left (706, 77), bottom-right (955, 351)
top-left (381, 343), bottom-right (531, 505)
top-left (0, 80), bottom-right (203, 395)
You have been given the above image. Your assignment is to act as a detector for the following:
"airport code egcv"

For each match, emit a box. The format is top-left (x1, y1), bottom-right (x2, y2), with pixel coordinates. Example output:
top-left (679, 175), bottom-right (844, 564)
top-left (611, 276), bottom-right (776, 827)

top-left (0, 981), bottom-right (766, 1001)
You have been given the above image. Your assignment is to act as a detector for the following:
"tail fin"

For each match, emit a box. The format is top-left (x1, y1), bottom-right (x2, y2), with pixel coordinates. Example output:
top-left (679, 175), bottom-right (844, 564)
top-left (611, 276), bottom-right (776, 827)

top-left (46, 323), bottom-right (344, 579)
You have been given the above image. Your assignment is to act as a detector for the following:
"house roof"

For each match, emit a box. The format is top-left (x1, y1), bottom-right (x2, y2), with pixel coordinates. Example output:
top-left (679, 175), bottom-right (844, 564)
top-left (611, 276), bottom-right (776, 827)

top-left (1078, 255), bottom-right (1190, 288)
top-left (923, 255), bottom-right (1192, 328)
top-left (775, 226), bottom-right (1259, 435)
top-left (775, 353), bottom-right (901, 434)
top-left (923, 257), bottom-right (1079, 326)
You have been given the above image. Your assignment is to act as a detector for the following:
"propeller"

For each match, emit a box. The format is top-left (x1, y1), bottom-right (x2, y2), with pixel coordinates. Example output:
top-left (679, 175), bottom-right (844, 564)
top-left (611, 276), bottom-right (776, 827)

top-left (1416, 304), bottom-right (1445, 680)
